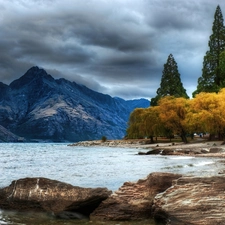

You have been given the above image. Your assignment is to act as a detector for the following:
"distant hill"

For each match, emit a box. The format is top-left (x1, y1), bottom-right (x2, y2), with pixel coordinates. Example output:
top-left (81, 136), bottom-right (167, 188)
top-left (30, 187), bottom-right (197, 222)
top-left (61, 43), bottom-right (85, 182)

top-left (0, 67), bottom-right (149, 142)
top-left (0, 124), bottom-right (23, 142)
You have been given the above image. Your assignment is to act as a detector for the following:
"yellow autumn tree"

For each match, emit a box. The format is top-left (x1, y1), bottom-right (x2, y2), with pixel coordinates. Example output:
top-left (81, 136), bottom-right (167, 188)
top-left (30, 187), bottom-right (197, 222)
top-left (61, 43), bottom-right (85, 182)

top-left (185, 99), bottom-right (204, 136)
top-left (127, 88), bottom-right (225, 142)
top-left (158, 96), bottom-right (190, 143)
top-left (127, 108), bottom-right (146, 139)
top-left (127, 106), bottom-right (167, 141)
top-left (217, 89), bottom-right (225, 139)
top-left (188, 91), bottom-right (225, 140)
top-left (141, 106), bottom-right (166, 143)
top-left (217, 88), bottom-right (225, 120)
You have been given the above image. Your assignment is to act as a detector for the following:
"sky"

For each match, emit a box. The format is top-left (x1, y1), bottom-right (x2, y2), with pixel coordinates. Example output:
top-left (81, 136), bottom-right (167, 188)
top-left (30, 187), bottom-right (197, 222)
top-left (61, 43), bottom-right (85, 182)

top-left (0, 0), bottom-right (225, 100)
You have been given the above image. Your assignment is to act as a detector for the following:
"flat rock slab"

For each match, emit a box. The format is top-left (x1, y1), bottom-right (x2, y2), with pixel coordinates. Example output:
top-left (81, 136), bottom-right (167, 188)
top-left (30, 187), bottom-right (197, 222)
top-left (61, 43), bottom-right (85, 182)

top-left (153, 176), bottom-right (225, 224)
top-left (0, 177), bottom-right (112, 216)
top-left (90, 172), bottom-right (181, 221)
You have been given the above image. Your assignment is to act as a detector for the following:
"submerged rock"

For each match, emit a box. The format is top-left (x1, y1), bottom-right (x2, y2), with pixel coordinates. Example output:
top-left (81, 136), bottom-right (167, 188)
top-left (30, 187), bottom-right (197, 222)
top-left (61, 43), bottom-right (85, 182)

top-left (90, 172), bottom-right (181, 221)
top-left (153, 176), bottom-right (225, 224)
top-left (0, 177), bottom-right (112, 217)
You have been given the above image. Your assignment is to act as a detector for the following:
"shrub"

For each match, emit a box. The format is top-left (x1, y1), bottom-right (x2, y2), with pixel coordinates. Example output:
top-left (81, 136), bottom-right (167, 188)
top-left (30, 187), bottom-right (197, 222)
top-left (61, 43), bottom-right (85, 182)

top-left (101, 136), bottom-right (107, 142)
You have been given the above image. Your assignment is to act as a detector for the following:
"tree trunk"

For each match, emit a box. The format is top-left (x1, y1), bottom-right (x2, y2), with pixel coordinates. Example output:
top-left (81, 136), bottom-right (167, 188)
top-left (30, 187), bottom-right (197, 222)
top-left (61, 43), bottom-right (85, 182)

top-left (150, 136), bottom-right (154, 143)
top-left (208, 134), bottom-right (215, 141)
top-left (218, 132), bottom-right (224, 140)
top-left (180, 130), bottom-right (188, 143)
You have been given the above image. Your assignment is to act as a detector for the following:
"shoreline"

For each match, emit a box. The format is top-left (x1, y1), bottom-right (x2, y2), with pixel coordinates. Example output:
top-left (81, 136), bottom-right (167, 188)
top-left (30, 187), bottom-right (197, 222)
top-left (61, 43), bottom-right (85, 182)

top-left (69, 139), bottom-right (225, 157)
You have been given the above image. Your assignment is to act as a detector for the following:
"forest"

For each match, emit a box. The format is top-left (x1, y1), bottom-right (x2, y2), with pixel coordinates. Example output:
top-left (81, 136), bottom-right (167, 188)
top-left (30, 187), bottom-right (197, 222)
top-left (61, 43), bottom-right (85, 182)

top-left (127, 5), bottom-right (225, 143)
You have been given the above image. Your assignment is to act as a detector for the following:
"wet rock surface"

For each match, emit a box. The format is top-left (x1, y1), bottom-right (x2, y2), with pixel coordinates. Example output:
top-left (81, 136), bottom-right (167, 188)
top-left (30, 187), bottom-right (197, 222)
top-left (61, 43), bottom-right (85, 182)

top-left (153, 176), bottom-right (225, 225)
top-left (0, 177), bottom-right (112, 217)
top-left (90, 172), bottom-right (181, 221)
top-left (2, 173), bottom-right (225, 224)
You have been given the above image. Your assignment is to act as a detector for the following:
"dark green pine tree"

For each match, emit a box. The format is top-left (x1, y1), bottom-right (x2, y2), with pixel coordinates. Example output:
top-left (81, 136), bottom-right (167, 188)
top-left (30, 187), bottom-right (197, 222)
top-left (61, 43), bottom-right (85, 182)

top-left (151, 54), bottom-right (189, 106)
top-left (193, 5), bottom-right (225, 96)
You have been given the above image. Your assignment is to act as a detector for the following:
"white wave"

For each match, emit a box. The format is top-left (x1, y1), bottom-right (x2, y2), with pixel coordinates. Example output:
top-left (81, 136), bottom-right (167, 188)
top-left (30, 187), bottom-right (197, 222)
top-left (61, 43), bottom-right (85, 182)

top-left (194, 161), bottom-right (215, 166)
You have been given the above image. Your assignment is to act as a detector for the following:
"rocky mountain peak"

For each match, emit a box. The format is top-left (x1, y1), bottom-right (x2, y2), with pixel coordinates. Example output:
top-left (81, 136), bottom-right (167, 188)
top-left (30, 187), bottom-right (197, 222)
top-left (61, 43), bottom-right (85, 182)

top-left (0, 67), bottom-right (150, 142)
top-left (0, 82), bottom-right (8, 89)
top-left (9, 66), bottom-right (54, 89)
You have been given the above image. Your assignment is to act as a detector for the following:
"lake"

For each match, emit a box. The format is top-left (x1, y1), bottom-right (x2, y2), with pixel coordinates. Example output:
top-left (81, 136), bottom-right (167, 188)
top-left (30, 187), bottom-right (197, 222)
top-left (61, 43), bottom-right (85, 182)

top-left (0, 143), bottom-right (224, 225)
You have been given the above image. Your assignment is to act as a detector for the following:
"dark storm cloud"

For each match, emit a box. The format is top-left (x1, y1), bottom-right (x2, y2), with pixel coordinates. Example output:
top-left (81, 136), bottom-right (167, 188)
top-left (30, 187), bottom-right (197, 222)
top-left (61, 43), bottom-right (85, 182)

top-left (148, 1), bottom-right (210, 30)
top-left (0, 0), bottom-right (225, 99)
top-left (71, 17), bottom-right (152, 52)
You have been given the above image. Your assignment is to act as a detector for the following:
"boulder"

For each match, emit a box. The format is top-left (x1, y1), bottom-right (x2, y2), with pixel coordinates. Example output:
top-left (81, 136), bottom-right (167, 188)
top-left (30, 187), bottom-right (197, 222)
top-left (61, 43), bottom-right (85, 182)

top-left (0, 177), bottom-right (112, 217)
top-left (160, 149), bottom-right (174, 155)
top-left (90, 172), bottom-right (181, 221)
top-left (153, 176), bottom-right (225, 225)
top-left (138, 149), bottom-right (162, 155)
top-left (209, 147), bottom-right (224, 153)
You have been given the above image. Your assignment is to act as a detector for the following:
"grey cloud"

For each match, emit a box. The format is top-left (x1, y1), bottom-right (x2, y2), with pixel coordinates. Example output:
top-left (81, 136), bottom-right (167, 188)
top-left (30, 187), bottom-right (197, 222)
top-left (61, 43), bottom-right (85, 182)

top-left (100, 52), bottom-right (153, 67)
top-left (0, 0), bottom-right (225, 100)
top-left (147, 1), bottom-right (213, 31)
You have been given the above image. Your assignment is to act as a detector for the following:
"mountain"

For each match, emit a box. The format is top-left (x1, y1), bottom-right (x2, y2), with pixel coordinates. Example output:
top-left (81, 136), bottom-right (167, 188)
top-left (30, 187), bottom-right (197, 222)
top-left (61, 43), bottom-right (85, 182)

top-left (0, 67), bottom-right (150, 142)
top-left (0, 124), bottom-right (23, 142)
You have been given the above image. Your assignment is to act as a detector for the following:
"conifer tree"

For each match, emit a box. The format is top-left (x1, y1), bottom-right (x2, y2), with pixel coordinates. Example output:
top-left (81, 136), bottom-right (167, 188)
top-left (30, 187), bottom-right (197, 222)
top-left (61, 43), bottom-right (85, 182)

top-left (151, 54), bottom-right (189, 106)
top-left (193, 5), bottom-right (225, 96)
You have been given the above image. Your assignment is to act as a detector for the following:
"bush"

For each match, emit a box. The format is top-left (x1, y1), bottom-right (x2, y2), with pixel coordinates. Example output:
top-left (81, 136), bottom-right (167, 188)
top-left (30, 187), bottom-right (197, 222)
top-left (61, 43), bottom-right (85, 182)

top-left (101, 136), bottom-right (107, 142)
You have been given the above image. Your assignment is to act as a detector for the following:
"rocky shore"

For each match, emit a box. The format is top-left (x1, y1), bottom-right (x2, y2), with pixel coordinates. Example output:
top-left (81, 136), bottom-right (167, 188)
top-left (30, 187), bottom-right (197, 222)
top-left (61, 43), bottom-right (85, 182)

top-left (1, 140), bottom-right (225, 224)
top-left (68, 139), bottom-right (150, 148)
top-left (2, 173), bottom-right (225, 224)
top-left (69, 139), bottom-right (225, 157)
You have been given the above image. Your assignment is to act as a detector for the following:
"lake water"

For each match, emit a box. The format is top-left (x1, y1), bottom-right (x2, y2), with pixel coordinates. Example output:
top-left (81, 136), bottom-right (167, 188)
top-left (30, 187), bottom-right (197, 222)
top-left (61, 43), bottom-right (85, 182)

top-left (0, 143), bottom-right (224, 225)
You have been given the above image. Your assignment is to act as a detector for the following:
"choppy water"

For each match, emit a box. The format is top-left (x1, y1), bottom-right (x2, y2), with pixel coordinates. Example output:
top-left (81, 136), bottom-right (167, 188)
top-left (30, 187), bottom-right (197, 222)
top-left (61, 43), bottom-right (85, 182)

top-left (0, 143), bottom-right (224, 225)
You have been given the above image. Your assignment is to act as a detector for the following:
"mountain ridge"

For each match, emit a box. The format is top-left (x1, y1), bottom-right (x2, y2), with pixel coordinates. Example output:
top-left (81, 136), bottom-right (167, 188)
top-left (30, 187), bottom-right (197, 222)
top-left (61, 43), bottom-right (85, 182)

top-left (0, 67), bottom-right (149, 142)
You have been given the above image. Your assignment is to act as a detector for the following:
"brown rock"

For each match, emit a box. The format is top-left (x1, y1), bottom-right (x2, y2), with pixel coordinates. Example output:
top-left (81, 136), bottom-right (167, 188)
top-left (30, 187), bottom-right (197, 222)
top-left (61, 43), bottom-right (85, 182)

top-left (209, 147), bottom-right (223, 153)
top-left (153, 176), bottom-right (225, 225)
top-left (90, 172), bottom-right (181, 221)
top-left (160, 149), bottom-right (173, 155)
top-left (201, 149), bottom-right (209, 153)
top-left (138, 149), bottom-right (161, 155)
top-left (0, 177), bottom-right (112, 217)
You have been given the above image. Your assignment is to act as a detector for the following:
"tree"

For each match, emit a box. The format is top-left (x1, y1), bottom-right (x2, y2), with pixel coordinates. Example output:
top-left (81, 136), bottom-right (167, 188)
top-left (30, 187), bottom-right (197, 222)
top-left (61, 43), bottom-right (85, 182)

top-left (126, 108), bottom-right (146, 139)
top-left (128, 89), bottom-right (225, 142)
top-left (127, 106), bottom-right (167, 142)
top-left (193, 5), bottom-right (225, 96)
top-left (151, 54), bottom-right (189, 106)
top-left (219, 50), bottom-right (225, 85)
top-left (158, 96), bottom-right (189, 143)
top-left (141, 106), bottom-right (166, 143)
top-left (188, 90), bottom-right (225, 140)
top-left (188, 93), bottom-right (219, 137)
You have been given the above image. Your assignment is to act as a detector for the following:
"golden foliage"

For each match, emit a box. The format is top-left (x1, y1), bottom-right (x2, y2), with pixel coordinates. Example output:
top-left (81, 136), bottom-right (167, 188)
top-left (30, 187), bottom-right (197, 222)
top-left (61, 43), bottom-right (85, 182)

top-left (127, 89), bottom-right (225, 141)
